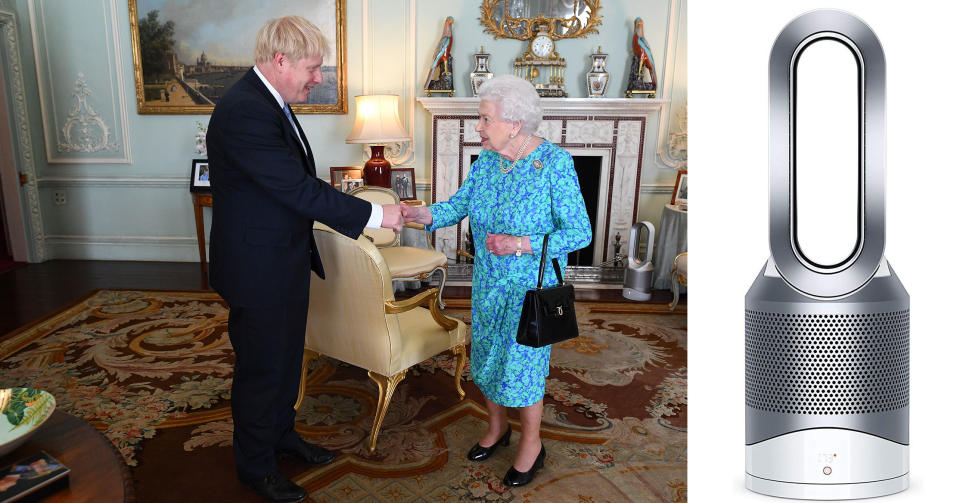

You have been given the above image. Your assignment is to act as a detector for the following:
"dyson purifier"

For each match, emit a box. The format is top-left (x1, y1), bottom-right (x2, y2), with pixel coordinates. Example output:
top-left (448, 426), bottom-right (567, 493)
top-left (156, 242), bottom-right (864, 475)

top-left (744, 11), bottom-right (908, 499)
top-left (623, 221), bottom-right (655, 301)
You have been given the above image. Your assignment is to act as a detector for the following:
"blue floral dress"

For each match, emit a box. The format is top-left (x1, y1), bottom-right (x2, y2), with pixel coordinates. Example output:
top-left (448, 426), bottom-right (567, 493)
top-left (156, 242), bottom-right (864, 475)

top-left (427, 139), bottom-right (592, 407)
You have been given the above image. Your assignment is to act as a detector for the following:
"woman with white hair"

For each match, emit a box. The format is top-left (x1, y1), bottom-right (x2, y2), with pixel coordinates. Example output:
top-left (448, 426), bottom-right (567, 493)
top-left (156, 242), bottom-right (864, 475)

top-left (403, 75), bottom-right (591, 487)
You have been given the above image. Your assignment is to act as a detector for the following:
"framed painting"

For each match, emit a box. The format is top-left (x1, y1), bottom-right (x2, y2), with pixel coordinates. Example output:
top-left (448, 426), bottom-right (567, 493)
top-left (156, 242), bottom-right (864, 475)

top-left (127, 0), bottom-right (346, 114)
top-left (390, 168), bottom-right (416, 200)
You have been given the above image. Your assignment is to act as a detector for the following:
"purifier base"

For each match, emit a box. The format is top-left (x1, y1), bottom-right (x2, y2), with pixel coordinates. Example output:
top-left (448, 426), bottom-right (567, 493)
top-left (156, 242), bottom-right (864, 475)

top-left (745, 473), bottom-right (908, 500)
top-left (622, 287), bottom-right (651, 301)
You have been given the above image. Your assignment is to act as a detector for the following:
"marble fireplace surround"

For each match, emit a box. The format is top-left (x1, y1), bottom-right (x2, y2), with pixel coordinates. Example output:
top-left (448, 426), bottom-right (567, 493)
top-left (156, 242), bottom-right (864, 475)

top-left (418, 97), bottom-right (667, 279)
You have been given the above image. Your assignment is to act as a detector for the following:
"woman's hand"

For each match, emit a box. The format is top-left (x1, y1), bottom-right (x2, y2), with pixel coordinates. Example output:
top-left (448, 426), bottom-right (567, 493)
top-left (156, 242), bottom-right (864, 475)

top-left (401, 205), bottom-right (433, 226)
top-left (486, 233), bottom-right (531, 256)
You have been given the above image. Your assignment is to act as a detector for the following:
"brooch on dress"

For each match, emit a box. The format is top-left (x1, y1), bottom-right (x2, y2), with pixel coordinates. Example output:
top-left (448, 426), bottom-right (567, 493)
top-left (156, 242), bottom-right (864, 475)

top-left (533, 159), bottom-right (543, 170)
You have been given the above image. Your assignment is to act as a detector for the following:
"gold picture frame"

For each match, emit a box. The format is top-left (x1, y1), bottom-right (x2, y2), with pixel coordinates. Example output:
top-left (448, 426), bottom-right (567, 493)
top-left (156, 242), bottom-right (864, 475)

top-left (479, 0), bottom-right (603, 40)
top-left (127, 0), bottom-right (347, 115)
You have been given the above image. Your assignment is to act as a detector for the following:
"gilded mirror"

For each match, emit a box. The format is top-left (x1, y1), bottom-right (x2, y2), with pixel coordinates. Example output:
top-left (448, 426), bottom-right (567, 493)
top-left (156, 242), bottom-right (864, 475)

top-left (480, 0), bottom-right (603, 40)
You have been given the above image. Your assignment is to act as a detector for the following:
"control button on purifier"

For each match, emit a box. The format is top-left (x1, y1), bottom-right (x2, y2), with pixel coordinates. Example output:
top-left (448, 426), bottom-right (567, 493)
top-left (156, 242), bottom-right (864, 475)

top-left (823, 466), bottom-right (832, 476)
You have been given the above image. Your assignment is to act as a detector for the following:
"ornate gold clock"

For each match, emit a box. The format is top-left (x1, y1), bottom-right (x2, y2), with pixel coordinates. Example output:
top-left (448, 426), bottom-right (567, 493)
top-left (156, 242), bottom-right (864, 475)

top-left (514, 25), bottom-right (566, 97)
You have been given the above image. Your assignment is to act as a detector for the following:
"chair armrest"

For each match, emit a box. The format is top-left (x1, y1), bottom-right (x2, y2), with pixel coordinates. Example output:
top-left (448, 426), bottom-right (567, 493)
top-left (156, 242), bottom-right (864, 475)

top-left (384, 287), bottom-right (458, 330)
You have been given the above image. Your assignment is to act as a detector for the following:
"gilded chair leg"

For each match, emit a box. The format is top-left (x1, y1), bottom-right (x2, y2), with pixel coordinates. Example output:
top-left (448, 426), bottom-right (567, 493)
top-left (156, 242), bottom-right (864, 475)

top-left (435, 266), bottom-right (448, 310)
top-left (669, 272), bottom-right (680, 311)
top-left (367, 369), bottom-right (407, 452)
top-left (451, 343), bottom-right (467, 400)
top-left (294, 349), bottom-right (320, 411)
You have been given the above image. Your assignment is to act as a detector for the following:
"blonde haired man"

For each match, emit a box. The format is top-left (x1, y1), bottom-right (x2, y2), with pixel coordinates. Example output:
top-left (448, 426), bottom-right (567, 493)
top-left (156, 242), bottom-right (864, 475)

top-left (207, 16), bottom-right (403, 502)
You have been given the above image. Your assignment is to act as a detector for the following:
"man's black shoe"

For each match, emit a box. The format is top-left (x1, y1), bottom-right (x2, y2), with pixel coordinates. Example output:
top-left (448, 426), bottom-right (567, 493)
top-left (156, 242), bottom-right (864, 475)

top-left (277, 437), bottom-right (336, 466)
top-left (240, 472), bottom-right (307, 502)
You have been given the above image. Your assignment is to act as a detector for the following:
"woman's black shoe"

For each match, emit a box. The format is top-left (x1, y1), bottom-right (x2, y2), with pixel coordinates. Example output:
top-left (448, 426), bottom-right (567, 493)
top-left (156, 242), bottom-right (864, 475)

top-left (466, 425), bottom-right (512, 461)
top-left (503, 443), bottom-right (546, 487)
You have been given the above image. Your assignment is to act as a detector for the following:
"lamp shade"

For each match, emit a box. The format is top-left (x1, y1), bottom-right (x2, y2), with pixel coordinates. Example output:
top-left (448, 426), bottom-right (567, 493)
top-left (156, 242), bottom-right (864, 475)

top-left (345, 94), bottom-right (411, 144)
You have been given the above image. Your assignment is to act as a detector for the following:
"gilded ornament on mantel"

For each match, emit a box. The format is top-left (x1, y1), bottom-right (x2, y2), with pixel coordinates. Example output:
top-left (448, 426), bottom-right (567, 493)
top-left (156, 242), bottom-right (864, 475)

top-left (478, 0), bottom-right (603, 40)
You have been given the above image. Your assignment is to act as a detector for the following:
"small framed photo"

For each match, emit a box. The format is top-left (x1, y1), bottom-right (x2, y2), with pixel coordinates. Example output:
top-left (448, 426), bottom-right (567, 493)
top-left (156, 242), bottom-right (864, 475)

top-left (330, 166), bottom-right (363, 191)
top-left (390, 167), bottom-right (417, 200)
top-left (341, 178), bottom-right (365, 193)
top-left (671, 170), bottom-right (688, 205)
top-left (190, 159), bottom-right (211, 192)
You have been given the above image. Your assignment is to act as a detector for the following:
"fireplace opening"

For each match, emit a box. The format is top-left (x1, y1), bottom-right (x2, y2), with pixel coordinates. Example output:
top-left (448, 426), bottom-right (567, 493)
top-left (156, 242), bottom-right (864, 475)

top-left (468, 153), bottom-right (601, 266)
top-left (568, 156), bottom-right (601, 266)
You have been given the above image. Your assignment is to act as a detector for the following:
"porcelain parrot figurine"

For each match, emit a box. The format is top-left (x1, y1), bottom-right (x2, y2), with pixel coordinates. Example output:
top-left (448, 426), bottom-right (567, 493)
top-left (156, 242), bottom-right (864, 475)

top-left (627, 17), bottom-right (657, 95)
top-left (424, 16), bottom-right (455, 95)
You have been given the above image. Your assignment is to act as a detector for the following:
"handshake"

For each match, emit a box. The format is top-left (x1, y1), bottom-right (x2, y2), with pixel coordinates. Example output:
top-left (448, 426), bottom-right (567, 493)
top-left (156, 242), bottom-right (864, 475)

top-left (380, 204), bottom-right (433, 233)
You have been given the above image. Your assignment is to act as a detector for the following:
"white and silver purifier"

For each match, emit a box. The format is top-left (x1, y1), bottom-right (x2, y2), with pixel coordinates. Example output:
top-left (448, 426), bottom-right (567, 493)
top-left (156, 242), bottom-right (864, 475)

top-left (744, 10), bottom-right (909, 499)
top-left (623, 221), bottom-right (656, 301)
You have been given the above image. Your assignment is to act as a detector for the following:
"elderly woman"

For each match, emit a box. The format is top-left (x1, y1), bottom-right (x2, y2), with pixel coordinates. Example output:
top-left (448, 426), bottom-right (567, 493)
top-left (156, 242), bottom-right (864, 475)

top-left (403, 75), bottom-right (591, 487)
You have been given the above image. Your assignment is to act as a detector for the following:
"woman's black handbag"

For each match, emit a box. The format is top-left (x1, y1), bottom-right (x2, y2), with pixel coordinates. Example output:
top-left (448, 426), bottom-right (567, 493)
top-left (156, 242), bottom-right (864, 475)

top-left (516, 235), bottom-right (579, 348)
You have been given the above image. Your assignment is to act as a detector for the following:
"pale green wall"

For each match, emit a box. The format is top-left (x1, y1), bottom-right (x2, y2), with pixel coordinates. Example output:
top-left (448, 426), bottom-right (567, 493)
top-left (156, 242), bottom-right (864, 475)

top-left (3, 0), bottom-right (685, 262)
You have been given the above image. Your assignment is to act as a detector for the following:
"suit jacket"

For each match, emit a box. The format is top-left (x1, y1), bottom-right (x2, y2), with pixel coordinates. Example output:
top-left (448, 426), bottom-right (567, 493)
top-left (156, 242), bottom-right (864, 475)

top-left (207, 68), bottom-right (371, 307)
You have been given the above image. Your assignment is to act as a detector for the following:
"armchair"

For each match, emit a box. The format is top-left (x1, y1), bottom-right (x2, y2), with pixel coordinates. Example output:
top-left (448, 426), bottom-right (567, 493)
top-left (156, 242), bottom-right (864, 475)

top-left (297, 223), bottom-right (467, 451)
top-left (348, 186), bottom-right (449, 308)
top-left (669, 252), bottom-right (688, 310)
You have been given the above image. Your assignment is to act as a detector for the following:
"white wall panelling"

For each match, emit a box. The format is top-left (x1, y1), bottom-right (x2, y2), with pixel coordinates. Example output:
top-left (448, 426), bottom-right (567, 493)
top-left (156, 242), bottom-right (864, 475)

top-left (656, 0), bottom-right (688, 171)
top-left (0, 8), bottom-right (45, 262)
top-left (28, 0), bottom-right (131, 164)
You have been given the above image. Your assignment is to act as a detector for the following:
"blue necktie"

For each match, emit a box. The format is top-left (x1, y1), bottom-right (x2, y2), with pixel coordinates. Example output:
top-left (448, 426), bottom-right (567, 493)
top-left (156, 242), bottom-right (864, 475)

top-left (284, 105), bottom-right (306, 154)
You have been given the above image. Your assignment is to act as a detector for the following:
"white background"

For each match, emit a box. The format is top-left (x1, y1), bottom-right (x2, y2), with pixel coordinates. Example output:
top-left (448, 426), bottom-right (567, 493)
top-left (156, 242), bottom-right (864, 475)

top-left (689, 0), bottom-right (959, 501)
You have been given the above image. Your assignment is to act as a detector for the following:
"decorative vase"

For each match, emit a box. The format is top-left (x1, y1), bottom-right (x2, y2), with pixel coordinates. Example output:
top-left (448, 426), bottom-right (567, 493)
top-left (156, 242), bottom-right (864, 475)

top-left (587, 47), bottom-right (609, 98)
top-left (362, 145), bottom-right (392, 188)
top-left (470, 48), bottom-right (493, 96)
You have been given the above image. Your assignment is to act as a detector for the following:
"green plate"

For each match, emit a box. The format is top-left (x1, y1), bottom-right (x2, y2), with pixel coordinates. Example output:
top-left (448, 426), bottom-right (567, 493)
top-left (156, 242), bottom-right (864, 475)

top-left (0, 388), bottom-right (57, 459)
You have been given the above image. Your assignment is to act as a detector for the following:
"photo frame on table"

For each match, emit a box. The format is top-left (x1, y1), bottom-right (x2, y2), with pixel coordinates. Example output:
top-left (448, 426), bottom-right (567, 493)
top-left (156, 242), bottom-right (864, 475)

top-left (671, 170), bottom-right (688, 205)
top-left (390, 168), bottom-right (417, 200)
top-left (341, 178), bottom-right (365, 193)
top-left (189, 159), bottom-right (211, 192)
top-left (329, 166), bottom-right (362, 191)
top-left (127, 0), bottom-right (347, 114)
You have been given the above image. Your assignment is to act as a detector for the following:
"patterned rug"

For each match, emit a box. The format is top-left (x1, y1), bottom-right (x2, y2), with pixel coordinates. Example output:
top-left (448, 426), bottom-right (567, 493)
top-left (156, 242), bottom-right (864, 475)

top-left (0, 290), bottom-right (686, 502)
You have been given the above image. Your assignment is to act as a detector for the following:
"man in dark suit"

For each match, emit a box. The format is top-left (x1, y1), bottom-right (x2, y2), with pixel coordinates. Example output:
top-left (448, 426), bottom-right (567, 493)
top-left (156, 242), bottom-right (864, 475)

top-left (206, 16), bottom-right (404, 502)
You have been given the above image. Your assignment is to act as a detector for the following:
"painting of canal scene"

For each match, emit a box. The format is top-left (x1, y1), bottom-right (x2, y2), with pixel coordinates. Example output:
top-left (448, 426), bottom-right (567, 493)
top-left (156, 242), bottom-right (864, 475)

top-left (128, 0), bottom-right (346, 114)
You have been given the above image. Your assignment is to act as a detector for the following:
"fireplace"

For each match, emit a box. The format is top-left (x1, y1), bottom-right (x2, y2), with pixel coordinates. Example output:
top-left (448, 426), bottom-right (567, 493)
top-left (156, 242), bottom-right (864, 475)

top-left (418, 97), bottom-right (666, 281)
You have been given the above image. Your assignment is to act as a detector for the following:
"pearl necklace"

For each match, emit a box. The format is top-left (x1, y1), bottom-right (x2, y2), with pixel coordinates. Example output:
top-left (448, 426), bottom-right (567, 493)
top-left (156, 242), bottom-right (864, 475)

top-left (499, 134), bottom-right (533, 174)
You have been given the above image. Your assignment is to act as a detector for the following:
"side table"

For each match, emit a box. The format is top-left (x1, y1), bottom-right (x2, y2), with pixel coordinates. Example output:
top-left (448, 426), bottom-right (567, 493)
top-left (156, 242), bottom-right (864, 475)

top-left (653, 203), bottom-right (688, 290)
top-left (192, 192), bottom-right (212, 275)
top-left (2, 410), bottom-right (134, 502)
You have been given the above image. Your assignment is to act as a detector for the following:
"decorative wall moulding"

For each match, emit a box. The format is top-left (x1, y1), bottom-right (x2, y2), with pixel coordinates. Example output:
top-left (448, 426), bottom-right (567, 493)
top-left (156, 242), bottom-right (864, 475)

top-left (57, 73), bottom-right (120, 154)
top-left (36, 177), bottom-right (188, 189)
top-left (655, 0), bottom-right (687, 170)
top-left (28, 0), bottom-right (131, 164)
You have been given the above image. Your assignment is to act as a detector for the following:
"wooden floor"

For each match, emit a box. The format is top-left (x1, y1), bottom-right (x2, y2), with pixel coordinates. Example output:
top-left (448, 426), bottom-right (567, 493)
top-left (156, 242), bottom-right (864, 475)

top-left (0, 260), bottom-right (683, 337)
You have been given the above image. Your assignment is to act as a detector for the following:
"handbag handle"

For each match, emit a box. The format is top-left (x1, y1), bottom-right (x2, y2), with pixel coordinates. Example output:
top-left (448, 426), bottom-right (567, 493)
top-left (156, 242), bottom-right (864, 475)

top-left (535, 235), bottom-right (565, 289)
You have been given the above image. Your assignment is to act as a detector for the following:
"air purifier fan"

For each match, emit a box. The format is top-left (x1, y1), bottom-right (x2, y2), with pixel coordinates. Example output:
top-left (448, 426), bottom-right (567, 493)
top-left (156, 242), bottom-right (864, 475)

top-left (744, 10), bottom-right (909, 500)
top-left (623, 221), bottom-right (655, 301)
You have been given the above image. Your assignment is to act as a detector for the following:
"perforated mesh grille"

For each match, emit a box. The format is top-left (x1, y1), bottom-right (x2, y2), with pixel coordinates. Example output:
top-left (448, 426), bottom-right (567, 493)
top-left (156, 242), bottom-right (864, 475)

top-left (745, 310), bottom-right (909, 415)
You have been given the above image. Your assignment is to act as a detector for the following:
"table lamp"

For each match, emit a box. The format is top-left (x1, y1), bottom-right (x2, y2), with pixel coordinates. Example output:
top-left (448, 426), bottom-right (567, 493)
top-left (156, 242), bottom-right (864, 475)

top-left (345, 94), bottom-right (411, 188)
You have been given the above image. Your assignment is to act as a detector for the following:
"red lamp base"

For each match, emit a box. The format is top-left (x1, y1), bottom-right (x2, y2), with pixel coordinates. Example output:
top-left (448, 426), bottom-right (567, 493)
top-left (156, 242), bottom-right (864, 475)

top-left (363, 145), bottom-right (392, 188)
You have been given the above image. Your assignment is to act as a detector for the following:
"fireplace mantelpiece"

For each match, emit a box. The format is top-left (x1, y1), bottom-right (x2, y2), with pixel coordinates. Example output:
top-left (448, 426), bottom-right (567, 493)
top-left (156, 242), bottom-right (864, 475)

top-left (418, 97), bottom-right (668, 268)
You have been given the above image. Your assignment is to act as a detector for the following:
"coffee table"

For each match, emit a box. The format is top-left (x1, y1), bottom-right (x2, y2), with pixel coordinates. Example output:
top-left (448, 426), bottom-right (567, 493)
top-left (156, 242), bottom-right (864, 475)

top-left (2, 411), bottom-right (134, 502)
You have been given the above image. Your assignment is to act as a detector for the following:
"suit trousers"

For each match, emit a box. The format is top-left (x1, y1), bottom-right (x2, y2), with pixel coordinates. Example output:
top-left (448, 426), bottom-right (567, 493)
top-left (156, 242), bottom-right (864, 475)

top-left (227, 297), bottom-right (308, 479)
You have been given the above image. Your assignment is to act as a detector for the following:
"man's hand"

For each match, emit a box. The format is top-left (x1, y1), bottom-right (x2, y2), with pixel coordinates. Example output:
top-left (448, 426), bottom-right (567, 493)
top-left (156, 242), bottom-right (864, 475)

top-left (486, 233), bottom-right (528, 256)
top-left (381, 204), bottom-right (404, 233)
top-left (401, 205), bottom-right (433, 226)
